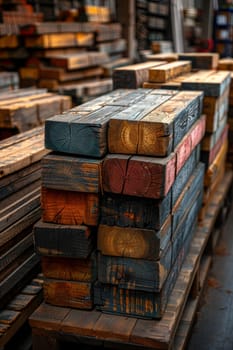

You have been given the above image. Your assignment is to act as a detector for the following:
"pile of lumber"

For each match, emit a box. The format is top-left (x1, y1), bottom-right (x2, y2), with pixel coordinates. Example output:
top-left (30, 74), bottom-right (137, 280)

top-left (113, 60), bottom-right (192, 89)
top-left (0, 88), bottom-right (71, 140)
top-left (136, 0), bottom-right (171, 50)
top-left (218, 58), bottom-right (233, 163)
top-left (180, 69), bottom-right (231, 219)
top-left (33, 87), bottom-right (205, 319)
top-left (0, 126), bottom-right (48, 312)
top-left (17, 21), bottom-right (128, 103)
top-left (0, 71), bottom-right (19, 92)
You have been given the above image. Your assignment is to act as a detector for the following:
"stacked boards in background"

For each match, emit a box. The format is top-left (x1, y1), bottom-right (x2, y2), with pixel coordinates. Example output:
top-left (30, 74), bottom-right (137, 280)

top-left (0, 126), bottom-right (48, 311)
top-left (17, 21), bottom-right (128, 104)
top-left (218, 58), bottom-right (233, 163)
top-left (0, 88), bottom-right (71, 140)
top-left (34, 87), bottom-right (205, 319)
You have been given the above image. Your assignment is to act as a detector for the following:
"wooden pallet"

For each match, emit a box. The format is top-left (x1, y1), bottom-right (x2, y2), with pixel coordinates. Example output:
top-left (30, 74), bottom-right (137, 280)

top-left (0, 276), bottom-right (43, 349)
top-left (29, 170), bottom-right (233, 350)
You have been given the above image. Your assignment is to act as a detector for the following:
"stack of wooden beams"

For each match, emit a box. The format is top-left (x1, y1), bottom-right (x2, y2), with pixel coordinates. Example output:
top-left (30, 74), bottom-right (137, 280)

top-left (0, 126), bottom-right (48, 310)
top-left (218, 58), bottom-right (233, 163)
top-left (17, 22), bottom-right (128, 104)
top-left (113, 60), bottom-right (192, 90)
top-left (0, 71), bottom-right (19, 92)
top-left (179, 70), bottom-right (231, 219)
top-left (33, 87), bottom-right (205, 319)
top-left (0, 88), bottom-right (71, 140)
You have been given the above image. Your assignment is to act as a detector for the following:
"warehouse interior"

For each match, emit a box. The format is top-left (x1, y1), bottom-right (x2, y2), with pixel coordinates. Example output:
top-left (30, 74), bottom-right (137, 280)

top-left (0, 0), bottom-right (233, 349)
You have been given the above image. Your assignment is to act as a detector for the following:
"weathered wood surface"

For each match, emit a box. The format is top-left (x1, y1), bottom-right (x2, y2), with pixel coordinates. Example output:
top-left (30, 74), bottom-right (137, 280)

top-left (0, 126), bottom-right (47, 178)
top-left (0, 186), bottom-right (40, 233)
top-left (97, 242), bottom-right (172, 292)
top-left (42, 153), bottom-right (102, 193)
top-left (172, 162), bottom-right (205, 233)
top-left (0, 92), bottom-right (71, 131)
top-left (172, 146), bottom-right (200, 207)
top-left (45, 89), bottom-right (153, 156)
top-left (175, 114), bottom-right (206, 174)
top-left (24, 33), bottom-right (94, 48)
top-left (148, 61), bottom-right (191, 83)
top-left (0, 253), bottom-right (40, 309)
top-left (100, 191), bottom-right (171, 230)
top-left (201, 115), bottom-right (227, 151)
top-left (98, 215), bottom-right (172, 260)
top-left (201, 124), bottom-right (228, 167)
top-left (28, 171), bottom-right (233, 349)
top-left (0, 207), bottom-right (40, 251)
top-left (178, 53), bottom-right (219, 69)
top-left (113, 61), bottom-right (166, 89)
top-left (0, 161), bottom-right (41, 201)
top-left (41, 187), bottom-right (99, 226)
top-left (41, 255), bottom-right (97, 281)
top-left (108, 90), bottom-right (203, 156)
top-left (50, 52), bottom-right (109, 70)
top-left (102, 153), bottom-right (176, 199)
top-left (218, 58), bottom-right (233, 71)
top-left (0, 277), bottom-right (43, 349)
top-left (40, 66), bottom-right (104, 82)
top-left (45, 105), bottom-right (123, 157)
top-left (181, 70), bottom-right (231, 97)
top-left (34, 220), bottom-right (95, 259)
top-left (0, 233), bottom-right (33, 278)
top-left (204, 138), bottom-right (228, 187)
top-left (94, 224), bottom-right (193, 319)
top-left (43, 279), bottom-right (93, 309)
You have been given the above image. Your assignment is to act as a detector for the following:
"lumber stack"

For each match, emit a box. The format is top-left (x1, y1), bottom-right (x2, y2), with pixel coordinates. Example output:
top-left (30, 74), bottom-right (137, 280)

top-left (17, 22), bottom-right (129, 103)
top-left (180, 70), bottom-right (231, 219)
top-left (113, 60), bottom-right (192, 90)
top-left (0, 126), bottom-right (48, 310)
top-left (33, 87), bottom-right (205, 319)
top-left (0, 88), bottom-right (71, 140)
top-left (178, 53), bottom-right (220, 70)
top-left (218, 58), bottom-right (233, 163)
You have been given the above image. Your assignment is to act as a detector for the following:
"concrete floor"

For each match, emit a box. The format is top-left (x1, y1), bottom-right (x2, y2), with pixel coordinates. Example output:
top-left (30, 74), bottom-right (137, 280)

top-left (187, 203), bottom-right (233, 350)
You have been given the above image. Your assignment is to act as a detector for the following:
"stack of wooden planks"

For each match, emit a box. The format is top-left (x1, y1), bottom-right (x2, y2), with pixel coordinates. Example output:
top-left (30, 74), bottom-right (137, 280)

top-left (33, 87), bottom-right (205, 319)
top-left (180, 69), bottom-right (231, 219)
top-left (113, 60), bottom-right (192, 89)
top-left (218, 58), bottom-right (233, 163)
top-left (0, 126), bottom-right (48, 313)
top-left (17, 21), bottom-right (128, 104)
top-left (0, 88), bottom-right (71, 140)
top-left (0, 71), bottom-right (19, 92)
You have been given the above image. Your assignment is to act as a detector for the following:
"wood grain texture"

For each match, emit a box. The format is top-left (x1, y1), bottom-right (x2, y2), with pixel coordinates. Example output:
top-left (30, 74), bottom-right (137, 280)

top-left (98, 215), bottom-right (172, 260)
top-left (148, 61), bottom-right (191, 83)
top-left (0, 126), bottom-right (48, 178)
top-left (41, 255), bottom-right (97, 281)
top-left (97, 240), bottom-right (172, 292)
top-left (33, 220), bottom-right (95, 259)
top-left (172, 163), bottom-right (205, 233)
top-left (100, 191), bottom-right (171, 230)
top-left (43, 279), bottom-right (93, 309)
top-left (102, 153), bottom-right (176, 199)
top-left (113, 61), bottom-right (167, 89)
top-left (41, 187), bottom-right (99, 226)
top-left (45, 105), bottom-right (123, 157)
top-left (181, 70), bottom-right (231, 97)
top-left (108, 90), bottom-right (203, 156)
top-left (172, 146), bottom-right (200, 207)
top-left (42, 153), bottom-right (102, 193)
top-left (50, 52), bottom-right (109, 70)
